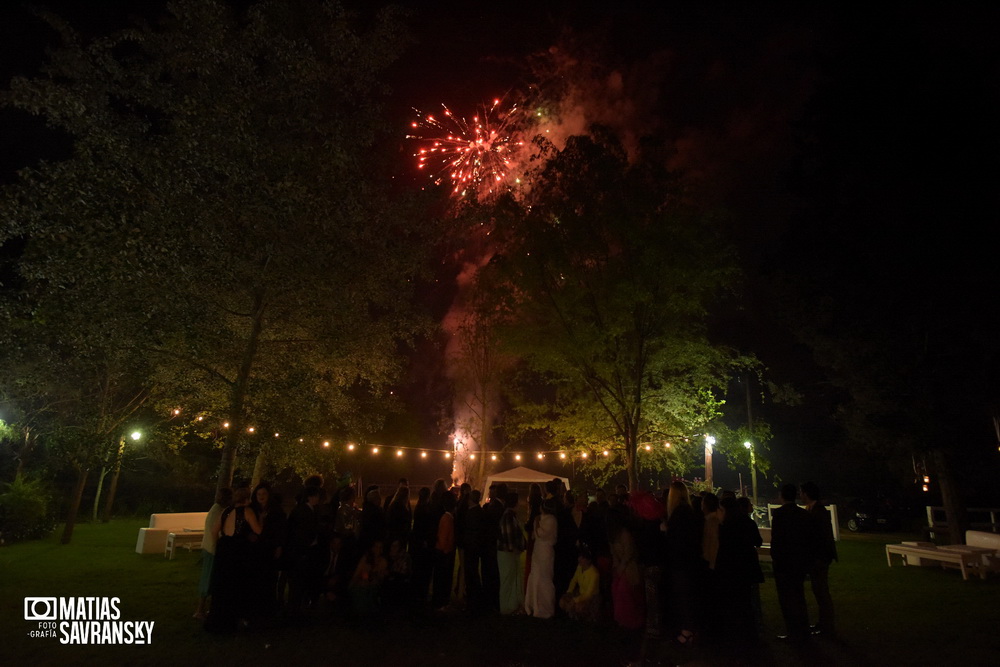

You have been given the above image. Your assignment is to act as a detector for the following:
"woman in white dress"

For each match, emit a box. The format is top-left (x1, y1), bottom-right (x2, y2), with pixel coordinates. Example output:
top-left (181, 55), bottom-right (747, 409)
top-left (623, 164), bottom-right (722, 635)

top-left (524, 499), bottom-right (558, 618)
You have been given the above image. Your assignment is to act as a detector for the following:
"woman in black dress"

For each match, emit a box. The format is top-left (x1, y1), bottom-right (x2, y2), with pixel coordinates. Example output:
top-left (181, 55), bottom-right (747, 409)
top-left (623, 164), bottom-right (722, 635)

top-left (205, 488), bottom-right (261, 633)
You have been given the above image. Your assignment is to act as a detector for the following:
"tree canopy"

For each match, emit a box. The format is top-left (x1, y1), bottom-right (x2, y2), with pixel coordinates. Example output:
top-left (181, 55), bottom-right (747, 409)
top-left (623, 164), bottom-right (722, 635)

top-left (481, 130), bottom-right (746, 490)
top-left (0, 0), bottom-right (428, 499)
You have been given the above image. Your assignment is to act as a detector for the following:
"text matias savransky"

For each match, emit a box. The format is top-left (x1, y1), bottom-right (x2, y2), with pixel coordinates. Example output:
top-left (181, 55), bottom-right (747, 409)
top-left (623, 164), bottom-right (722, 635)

top-left (24, 596), bottom-right (155, 645)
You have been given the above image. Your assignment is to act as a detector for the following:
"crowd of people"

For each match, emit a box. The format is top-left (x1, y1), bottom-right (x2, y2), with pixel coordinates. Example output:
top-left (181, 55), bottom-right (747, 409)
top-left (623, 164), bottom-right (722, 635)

top-left (195, 475), bottom-right (837, 650)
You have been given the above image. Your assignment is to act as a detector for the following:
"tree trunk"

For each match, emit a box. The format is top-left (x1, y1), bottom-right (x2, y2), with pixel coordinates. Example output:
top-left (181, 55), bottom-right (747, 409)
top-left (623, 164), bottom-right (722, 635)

top-left (91, 465), bottom-right (109, 522)
top-left (14, 428), bottom-right (35, 481)
top-left (477, 403), bottom-right (490, 490)
top-left (251, 443), bottom-right (268, 489)
top-left (101, 437), bottom-right (127, 522)
top-left (626, 444), bottom-right (638, 493)
top-left (61, 466), bottom-right (90, 545)
top-left (215, 289), bottom-right (267, 495)
top-left (101, 465), bottom-right (122, 522)
top-left (932, 447), bottom-right (967, 545)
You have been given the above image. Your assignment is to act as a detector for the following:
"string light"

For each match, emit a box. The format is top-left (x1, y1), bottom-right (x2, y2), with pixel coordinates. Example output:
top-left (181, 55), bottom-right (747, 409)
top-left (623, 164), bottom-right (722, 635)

top-left (222, 422), bottom-right (229, 428)
top-left (514, 454), bottom-right (521, 461)
top-left (581, 452), bottom-right (588, 459)
top-left (322, 441), bottom-right (330, 448)
top-left (602, 450), bottom-right (609, 457)
top-left (347, 443), bottom-right (355, 451)
top-left (421, 451), bottom-right (428, 458)
top-left (537, 453), bottom-right (544, 460)
top-left (247, 427), bottom-right (255, 433)
top-left (444, 452), bottom-right (451, 459)
top-left (172, 409), bottom-right (181, 415)
top-left (491, 454), bottom-right (497, 461)
top-left (559, 453), bottom-right (566, 459)
top-left (644, 444), bottom-right (651, 451)
top-left (470, 454), bottom-right (476, 460)
top-left (274, 432), bottom-right (280, 438)
top-left (372, 447), bottom-right (379, 454)
top-left (396, 449), bottom-right (404, 457)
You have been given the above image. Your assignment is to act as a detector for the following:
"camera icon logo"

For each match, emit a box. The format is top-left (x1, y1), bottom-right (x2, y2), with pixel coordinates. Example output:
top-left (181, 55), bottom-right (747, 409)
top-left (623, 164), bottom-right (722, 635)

top-left (24, 597), bottom-right (58, 621)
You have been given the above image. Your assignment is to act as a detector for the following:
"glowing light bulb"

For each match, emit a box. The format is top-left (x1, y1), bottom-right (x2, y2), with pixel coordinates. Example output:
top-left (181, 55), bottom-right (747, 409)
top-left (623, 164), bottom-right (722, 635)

top-left (445, 452), bottom-right (452, 459)
top-left (537, 453), bottom-right (544, 459)
top-left (347, 443), bottom-right (355, 451)
top-left (603, 450), bottom-right (609, 457)
top-left (491, 454), bottom-right (497, 461)
top-left (514, 454), bottom-right (521, 461)
top-left (274, 432), bottom-right (280, 438)
top-left (644, 445), bottom-right (651, 451)
top-left (372, 447), bottom-right (379, 454)
top-left (172, 409), bottom-right (180, 415)
top-left (323, 441), bottom-right (330, 448)
top-left (559, 452), bottom-right (566, 459)
top-left (470, 453), bottom-right (476, 460)
top-left (223, 422), bottom-right (230, 428)
top-left (421, 451), bottom-right (427, 458)
top-left (247, 427), bottom-right (255, 433)
top-left (397, 449), bottom-right (404, 457)
top-left (581, 452), bottom-right (588, 459)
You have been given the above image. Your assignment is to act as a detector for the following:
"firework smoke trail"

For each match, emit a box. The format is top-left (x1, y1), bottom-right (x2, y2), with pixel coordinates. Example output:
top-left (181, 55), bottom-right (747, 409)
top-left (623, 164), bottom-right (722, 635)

top-left (408, 98), bottom-right (527, 198)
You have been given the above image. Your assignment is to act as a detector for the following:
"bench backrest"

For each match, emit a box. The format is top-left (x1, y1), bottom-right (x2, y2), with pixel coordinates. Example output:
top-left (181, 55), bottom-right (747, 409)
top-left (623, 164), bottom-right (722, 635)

top-left (148, 512), bottom-right (208, 531)
top-left (927, 506), bottom-right (1000, 532)
top-left (966, 530), bottom-right (1000, 552)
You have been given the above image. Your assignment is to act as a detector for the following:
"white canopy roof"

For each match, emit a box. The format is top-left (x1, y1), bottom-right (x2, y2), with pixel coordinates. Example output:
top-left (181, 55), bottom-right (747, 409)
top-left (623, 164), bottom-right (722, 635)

top-left (483, 466), bottom-right (570, 497)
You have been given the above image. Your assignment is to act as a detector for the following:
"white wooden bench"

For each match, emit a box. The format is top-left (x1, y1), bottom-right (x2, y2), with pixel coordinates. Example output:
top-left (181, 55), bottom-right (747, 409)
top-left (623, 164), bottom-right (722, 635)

top-left (757, 527), bottom-right (772, 562)
top-left (885, 542), bottom-right (987, 581)
top-left (165, 529), bottom-right (205, 560)
top-left (965, 530), bottom-right (1000, 577)
top-left (134, 512), bottom-right (208, 555)
top-left (925, 506), bottom-right (1000, 539)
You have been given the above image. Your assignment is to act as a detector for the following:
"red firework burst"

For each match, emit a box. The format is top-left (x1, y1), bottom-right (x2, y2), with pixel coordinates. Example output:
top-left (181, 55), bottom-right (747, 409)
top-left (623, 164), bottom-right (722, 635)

top-left (407, 98), bottom-right (525, 198)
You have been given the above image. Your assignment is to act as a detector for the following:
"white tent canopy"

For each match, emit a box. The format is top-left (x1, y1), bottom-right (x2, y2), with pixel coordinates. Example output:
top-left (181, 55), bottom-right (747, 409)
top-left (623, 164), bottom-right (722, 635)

top-left (482, 466), bottom-right (570, 499)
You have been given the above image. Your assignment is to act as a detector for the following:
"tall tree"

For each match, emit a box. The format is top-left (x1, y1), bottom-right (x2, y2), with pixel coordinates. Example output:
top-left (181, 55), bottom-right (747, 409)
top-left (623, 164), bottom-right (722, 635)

top-left (0, 1), bottom-right (426, 494)
top-left (483, 131), bottom-right (744, 491)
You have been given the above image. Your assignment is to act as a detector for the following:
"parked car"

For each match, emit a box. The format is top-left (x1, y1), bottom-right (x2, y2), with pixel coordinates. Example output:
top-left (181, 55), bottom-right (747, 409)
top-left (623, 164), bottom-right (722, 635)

top-left (845, 498), bottom-right (902, 532)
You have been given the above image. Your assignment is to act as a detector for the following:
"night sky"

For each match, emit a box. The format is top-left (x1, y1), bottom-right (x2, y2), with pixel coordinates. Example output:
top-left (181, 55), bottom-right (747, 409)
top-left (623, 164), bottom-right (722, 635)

top-left (2, 1), bottom-right (999, 501)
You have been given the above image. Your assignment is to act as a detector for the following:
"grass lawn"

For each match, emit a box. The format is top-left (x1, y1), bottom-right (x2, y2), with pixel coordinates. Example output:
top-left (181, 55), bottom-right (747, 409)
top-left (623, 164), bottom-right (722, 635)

top-left (2, 521), bottom-right (999, 666)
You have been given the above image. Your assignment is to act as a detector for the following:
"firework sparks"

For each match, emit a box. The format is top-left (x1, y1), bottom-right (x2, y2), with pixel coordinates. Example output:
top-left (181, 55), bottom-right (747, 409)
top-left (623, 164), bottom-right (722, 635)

top-left (408, 98), bottom-right (525, 198)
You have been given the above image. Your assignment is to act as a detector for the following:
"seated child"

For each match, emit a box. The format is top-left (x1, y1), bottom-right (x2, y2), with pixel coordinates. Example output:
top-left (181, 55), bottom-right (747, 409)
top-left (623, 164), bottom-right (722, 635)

top-left (559, 546), bottom-right (601, 622)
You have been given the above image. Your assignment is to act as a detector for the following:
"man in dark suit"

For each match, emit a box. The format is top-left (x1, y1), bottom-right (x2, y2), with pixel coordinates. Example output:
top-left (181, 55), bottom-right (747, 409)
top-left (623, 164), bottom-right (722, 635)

top-left (463, 490), bottom-right (484, 614)
top-left (801, 481), bottom-right (837, 636)
top-left (770, 483), bottom-right (813, 640)
top-left (481, 483), bottom-right (507, 612)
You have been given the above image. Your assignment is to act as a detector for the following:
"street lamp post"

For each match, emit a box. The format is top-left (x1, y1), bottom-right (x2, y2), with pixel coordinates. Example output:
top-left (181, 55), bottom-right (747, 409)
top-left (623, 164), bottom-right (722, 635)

top-left (744, 440), bottom-right (758, 506)
top-left (704, 435), bottom-right (715, 489)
